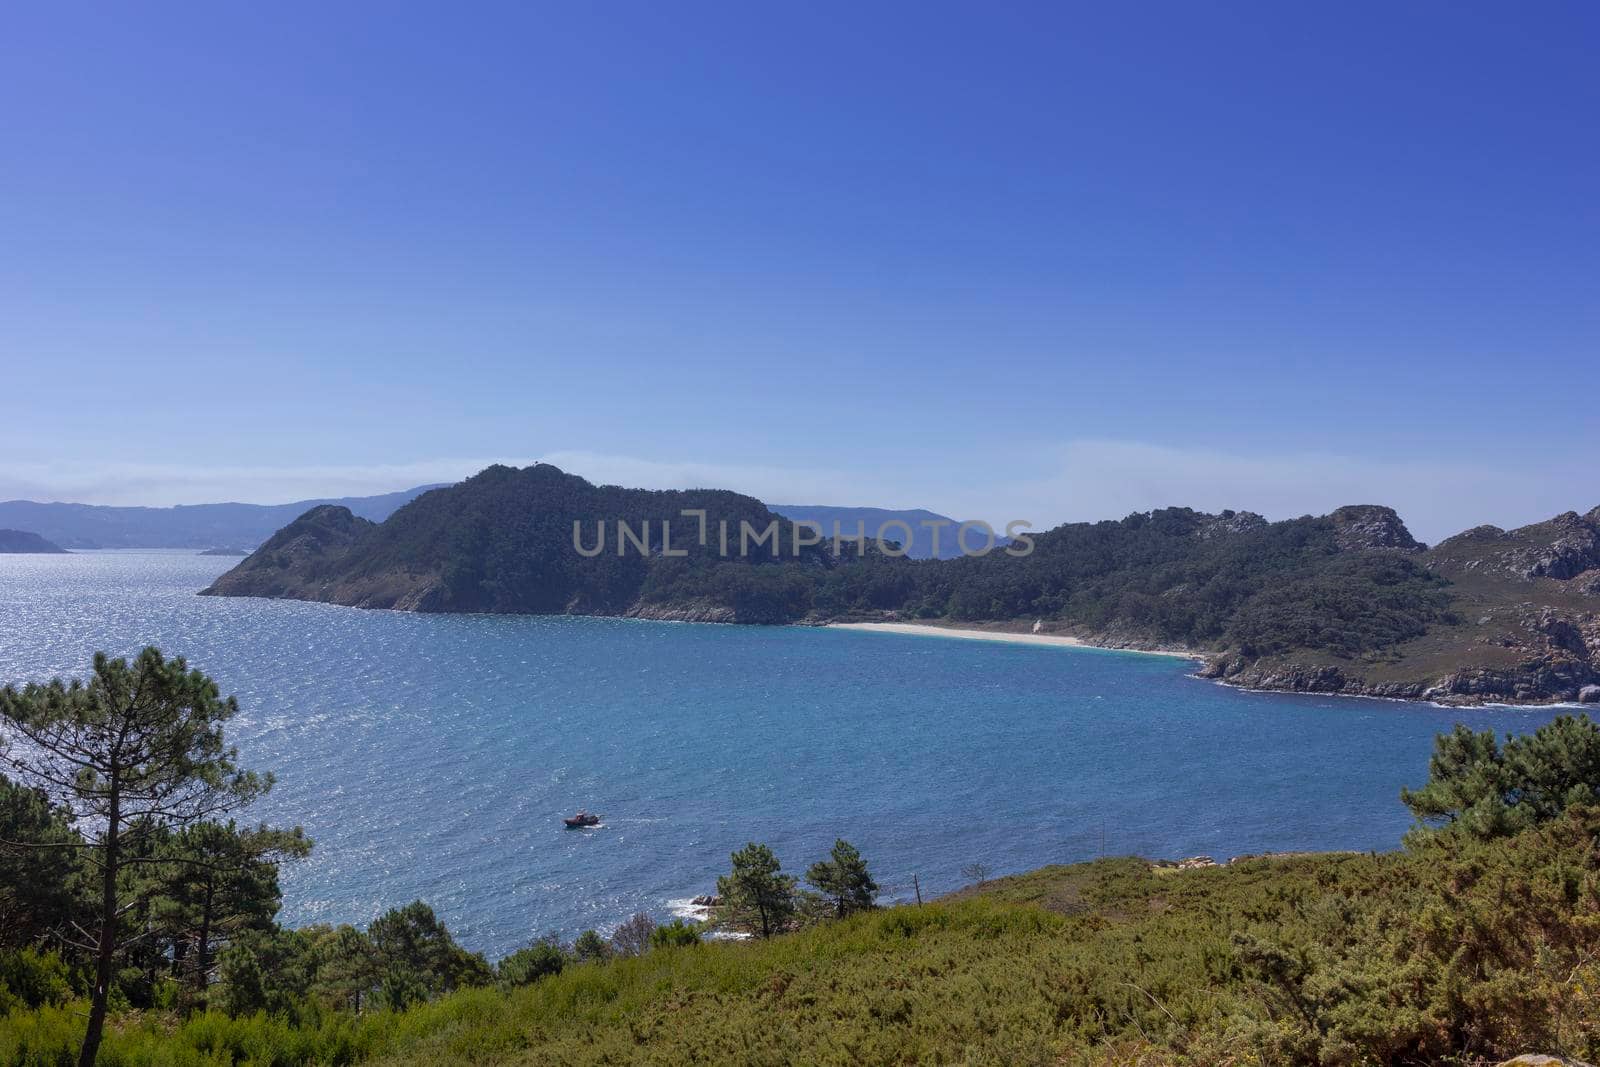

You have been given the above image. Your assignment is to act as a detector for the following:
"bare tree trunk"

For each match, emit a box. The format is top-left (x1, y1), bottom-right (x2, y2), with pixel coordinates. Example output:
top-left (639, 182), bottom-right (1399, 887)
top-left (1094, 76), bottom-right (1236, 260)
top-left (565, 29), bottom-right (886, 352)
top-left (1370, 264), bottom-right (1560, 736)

top-left (196, 886), bottom-right (214, 1007)
top-left (78, 778), bottom-right (119, 1067)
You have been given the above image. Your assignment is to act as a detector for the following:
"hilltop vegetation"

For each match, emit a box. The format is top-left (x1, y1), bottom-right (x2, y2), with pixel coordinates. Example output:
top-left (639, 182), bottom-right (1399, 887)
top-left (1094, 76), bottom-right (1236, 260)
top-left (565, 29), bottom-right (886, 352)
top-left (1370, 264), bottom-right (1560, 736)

top-left (204, 465), bottom-right (864, 621)
top-left (204, 465), bottom-right (1600, 704)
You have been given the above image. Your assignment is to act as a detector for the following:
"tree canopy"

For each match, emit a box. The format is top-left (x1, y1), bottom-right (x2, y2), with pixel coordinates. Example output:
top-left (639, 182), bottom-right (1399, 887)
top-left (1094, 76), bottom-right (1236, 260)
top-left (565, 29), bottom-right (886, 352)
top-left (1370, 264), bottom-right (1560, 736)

top-left (1402, 714), bottom-right (1600, 839)
top-left (0, 648), bottom-right (281, 1066)
top-left (717, 843), bottom-right (797, 938)
top-left (805, 839), bottom-right (878, 918)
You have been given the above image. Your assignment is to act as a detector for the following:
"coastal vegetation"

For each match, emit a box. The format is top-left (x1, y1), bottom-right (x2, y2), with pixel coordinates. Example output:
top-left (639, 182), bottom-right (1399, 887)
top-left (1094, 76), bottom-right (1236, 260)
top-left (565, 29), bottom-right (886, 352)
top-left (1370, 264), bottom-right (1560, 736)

top-left (202, 464), bottom-right (1600, 705)
top-left (5, 651), bottom-right (1600, 1063)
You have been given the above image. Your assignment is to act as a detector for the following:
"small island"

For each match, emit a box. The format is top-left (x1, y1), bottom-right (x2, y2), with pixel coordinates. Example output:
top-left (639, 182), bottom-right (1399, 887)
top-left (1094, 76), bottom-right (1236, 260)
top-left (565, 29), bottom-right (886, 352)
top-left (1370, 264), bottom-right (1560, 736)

top-left (199, 547), bottom-right (250, 556)
top-left (0, 528), bottom-right (68, 554)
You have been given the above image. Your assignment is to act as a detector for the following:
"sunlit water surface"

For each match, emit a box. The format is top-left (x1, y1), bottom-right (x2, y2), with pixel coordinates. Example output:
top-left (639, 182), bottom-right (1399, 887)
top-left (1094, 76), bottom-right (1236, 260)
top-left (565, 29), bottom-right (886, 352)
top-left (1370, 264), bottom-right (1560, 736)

top-left (0, 551), bottom-right (1563, 957)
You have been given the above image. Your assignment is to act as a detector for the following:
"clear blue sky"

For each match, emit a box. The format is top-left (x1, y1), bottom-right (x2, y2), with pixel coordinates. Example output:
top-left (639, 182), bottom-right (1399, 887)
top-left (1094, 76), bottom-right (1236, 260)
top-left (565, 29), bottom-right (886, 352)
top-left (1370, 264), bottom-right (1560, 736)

top-left (2, 2), bottom-right (1595, 540)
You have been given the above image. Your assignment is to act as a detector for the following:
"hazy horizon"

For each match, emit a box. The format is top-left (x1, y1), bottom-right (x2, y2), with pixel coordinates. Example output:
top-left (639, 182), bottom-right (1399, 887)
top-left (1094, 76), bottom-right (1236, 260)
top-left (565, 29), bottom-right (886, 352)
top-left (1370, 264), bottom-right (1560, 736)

top-left (4, 4), bottom-right (1596, 546)
top-left (3, 448), bottom-right (1593, 546)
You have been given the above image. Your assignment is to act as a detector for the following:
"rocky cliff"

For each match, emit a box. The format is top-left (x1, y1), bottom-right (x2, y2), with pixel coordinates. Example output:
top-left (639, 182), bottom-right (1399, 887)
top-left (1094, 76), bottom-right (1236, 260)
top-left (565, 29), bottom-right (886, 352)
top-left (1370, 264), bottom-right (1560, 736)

top-left (1204, 507), bottom-right (1600, 705)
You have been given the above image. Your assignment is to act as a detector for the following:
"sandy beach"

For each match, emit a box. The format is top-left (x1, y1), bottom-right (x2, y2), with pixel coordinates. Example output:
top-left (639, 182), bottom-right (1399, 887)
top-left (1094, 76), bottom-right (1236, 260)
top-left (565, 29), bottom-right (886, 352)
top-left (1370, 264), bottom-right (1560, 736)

top-left (826, 621), bottom-right (1200, 659)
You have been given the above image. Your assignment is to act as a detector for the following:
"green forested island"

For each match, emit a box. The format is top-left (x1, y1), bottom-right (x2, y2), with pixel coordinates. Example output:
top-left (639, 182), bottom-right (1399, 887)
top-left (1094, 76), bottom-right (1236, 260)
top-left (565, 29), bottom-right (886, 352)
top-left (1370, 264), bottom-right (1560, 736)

top-left (5, 649), bottom-right (1600, 1065)
top-left (203, 464), bottom-right (1600, 706)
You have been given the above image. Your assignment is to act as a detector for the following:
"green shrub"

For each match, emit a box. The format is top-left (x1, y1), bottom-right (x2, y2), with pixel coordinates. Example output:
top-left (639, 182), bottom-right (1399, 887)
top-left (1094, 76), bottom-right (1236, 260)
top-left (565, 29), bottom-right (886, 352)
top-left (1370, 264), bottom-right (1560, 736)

top-left (0, 950), bottom-right (70, 1013)
top-left (648, 921), bottom-right (701, 950)
top-left (497, 940), bottom-right (567, 987)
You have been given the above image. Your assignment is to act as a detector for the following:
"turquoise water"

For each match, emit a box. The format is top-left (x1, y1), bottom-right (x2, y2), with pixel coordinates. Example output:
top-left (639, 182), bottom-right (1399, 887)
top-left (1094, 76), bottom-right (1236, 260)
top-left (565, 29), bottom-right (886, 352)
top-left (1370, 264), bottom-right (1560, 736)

top-left (0, 551), bottom-right (1565, 958)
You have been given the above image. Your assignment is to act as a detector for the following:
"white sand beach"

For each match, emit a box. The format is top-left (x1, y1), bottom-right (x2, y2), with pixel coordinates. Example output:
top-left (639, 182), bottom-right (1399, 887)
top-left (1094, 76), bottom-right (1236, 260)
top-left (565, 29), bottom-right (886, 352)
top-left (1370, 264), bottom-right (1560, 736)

top-left (826, 622), bottom-right (1199, 659)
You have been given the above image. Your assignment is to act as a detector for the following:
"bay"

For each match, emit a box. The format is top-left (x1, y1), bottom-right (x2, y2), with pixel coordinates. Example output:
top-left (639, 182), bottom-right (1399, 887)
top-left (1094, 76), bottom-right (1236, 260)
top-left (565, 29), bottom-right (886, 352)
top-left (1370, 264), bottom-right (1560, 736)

top-left (0, 551), bottom-right (1562, 958)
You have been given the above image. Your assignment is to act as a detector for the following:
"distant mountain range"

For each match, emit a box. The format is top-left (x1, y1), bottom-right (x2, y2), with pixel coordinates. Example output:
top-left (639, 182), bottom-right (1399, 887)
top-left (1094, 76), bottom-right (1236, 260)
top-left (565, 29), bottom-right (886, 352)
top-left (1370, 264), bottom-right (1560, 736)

top-left (202, 463), bottom-right (1600, 706)
top-left (0, 487), bottom-right (444, 550)
top-left (0, 488), bottom-right (974, 557)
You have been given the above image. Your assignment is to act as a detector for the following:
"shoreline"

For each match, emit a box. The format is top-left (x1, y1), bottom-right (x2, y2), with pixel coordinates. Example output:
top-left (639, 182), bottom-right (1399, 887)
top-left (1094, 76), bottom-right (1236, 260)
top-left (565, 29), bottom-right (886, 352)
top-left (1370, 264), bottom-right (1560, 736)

top-left (827, 623), bottom-right (1589, 709)
top-left (1206, 674), bottom-right (1588, 712)
top-left (825, 621), bottom-right (1201, 660)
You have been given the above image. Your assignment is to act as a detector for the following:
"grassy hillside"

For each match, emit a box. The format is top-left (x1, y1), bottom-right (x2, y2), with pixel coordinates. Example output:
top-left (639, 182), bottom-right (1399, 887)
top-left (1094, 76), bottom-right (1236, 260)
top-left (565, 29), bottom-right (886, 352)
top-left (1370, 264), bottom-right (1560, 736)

top-left (7, 811), bottom-right (1600, 1065)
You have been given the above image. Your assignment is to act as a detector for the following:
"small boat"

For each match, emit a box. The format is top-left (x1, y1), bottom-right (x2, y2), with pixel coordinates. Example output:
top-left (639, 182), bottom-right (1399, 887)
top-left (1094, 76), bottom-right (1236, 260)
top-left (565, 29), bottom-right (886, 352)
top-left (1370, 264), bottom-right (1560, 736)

top-left (563, 810), bottom-right (601, 828)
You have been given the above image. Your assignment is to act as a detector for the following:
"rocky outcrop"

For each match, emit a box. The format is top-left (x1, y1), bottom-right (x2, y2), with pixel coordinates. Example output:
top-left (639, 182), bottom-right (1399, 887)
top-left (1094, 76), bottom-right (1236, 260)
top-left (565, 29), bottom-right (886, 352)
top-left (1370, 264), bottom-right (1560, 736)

top-left (625, 600), bottom-right (739, 624)
top-left (1201, 657), bottom-right (1350, 693)
top-left (1431, 508), bottom-right (1600, 581)
top-left (1193, 510), bottom-right (1268, 540)
top-left (1426, 657), bottom-right (1597, 706)
top-left (1517, 511), bottom-right (1600, 580)
top-left (1202, 599), bottom-right (1600, 706)
top-left (1203, 651), bottom-right (1598, 705)
top-left (1329, 505), bottom-right (1424, 553)
top-left (1190, 506), bottom-right (1600, 705)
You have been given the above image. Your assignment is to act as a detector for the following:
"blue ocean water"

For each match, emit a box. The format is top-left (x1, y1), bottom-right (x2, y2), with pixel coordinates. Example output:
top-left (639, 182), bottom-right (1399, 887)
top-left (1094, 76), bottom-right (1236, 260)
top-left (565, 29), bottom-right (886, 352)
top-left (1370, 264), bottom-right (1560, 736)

top-left (0, 551), bottom-right (1566, 958)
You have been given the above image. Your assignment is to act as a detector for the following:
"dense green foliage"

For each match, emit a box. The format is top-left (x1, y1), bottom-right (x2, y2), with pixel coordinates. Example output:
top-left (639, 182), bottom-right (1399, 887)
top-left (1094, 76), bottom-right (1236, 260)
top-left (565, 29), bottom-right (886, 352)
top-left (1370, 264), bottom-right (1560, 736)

top-left (647, 920), bottom-right (701, 950)
top-left (826, 508), bottom-right (1454, 657)
top-left (212, 466), bottom-right (1465, 665)
top-left (8, 812), bottom-right (1600, 1065)
top-left (716, 843), bottom-right (798, 938)
top-left (0, 649), bottom-right (282, 1064)
top-left (1402, 713), bottom-right (1600, 839)
top-left (805, 838), bottom-right (879, 918)
top-left (212, 465), bottom-right (858, 619)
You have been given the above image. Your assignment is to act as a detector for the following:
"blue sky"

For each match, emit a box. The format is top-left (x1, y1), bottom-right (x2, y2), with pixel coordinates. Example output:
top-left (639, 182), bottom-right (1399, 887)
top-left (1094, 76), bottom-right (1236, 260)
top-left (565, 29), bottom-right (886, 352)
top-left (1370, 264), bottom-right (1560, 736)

top-left (2, 2), bottom-right (1595, 540)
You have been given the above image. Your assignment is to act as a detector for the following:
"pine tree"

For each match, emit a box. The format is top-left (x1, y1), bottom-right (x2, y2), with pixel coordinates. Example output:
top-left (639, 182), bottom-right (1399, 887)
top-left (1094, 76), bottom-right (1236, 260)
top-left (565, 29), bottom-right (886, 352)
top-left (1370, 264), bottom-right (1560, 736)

top-left (805, 839), bottom-right (879, 918)
top-left (156, 820), bottom-right (311, 1004)
top-left (573, 929), bottom-right (610, 962)
top-left (367, 900), bottom-right (492, 996)
top-left (716, 842), bottom-right (796, 938)
top-left (0, 649), bottom-right (267, 1067)
top-left (1402, 714), bottom-right (1600, 840)
top-left (0, 775), bottom-right (79, 949)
